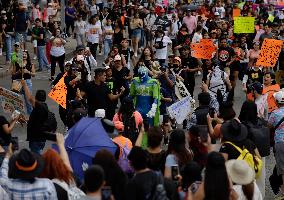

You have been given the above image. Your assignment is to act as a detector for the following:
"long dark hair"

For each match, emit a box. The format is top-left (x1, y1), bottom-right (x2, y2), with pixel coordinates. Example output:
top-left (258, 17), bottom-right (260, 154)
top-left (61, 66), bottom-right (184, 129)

top-left (23, 50), bottom-right (32, 67)
top-left (118, 97), bottom-right (135, 117)
top-left (239, 100), bottom-right (258, 125)
top-left (167, 129), bottom-right (192, 167)
top-left (138, 46), bottom-right (155, 63)
top-left (204, 152), bottom-right (230, 200)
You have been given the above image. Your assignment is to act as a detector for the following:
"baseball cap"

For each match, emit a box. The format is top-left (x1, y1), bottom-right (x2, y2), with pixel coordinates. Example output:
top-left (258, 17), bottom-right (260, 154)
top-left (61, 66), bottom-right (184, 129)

top-left (76, 45), bottom-right (85, 51)
top-left (214, 12), bottom-right (220, 16)
top-left (14, 42), bottom-right (20, 46)
top-left (114, 55), bottom-right (122, 61)
top-left (273, 90), bottom-right (284, 104)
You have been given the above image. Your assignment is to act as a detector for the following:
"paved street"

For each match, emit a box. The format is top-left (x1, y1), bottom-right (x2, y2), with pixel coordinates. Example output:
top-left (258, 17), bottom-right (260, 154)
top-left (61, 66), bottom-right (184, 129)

top-left (0, 39), bottom-right (277, 199)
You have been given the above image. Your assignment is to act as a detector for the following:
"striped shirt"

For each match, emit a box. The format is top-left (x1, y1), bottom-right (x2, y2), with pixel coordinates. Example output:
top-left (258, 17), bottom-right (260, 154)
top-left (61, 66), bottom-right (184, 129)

top-left (0, 158), bottom-right (58, 200)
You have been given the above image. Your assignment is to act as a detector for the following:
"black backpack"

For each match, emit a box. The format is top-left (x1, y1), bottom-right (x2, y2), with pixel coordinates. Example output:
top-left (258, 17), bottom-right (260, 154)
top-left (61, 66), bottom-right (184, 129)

top-left (245, 119), bottom-right (270, 157)
top-left (150, 172), bottom-right (169, 200)
top-left (120, 114), bottom-right (138, 144)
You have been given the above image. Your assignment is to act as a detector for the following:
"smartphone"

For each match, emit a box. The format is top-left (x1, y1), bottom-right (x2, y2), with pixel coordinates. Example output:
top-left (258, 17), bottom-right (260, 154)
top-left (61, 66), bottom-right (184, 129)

top-left (171, 165), bottom-right (179, 181)
top-left (197, 125), bottom-right (209, 143)
top-left (11, 137), bottom-right (19, 151)
top-left (144, 118), bottom-right (150, 132)
top-left (102, 186), bottom-right (112, 200)
top-left (209, 108), bottom-right (215, 118)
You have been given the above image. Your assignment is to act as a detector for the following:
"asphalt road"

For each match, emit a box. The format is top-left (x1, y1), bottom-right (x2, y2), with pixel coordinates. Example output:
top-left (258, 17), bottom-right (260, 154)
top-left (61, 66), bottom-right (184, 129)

top-left (0, 38), bottom-right (277, 199)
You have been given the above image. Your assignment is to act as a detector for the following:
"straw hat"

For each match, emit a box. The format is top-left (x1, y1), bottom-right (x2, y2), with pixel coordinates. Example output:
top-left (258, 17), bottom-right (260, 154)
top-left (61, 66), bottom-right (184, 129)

top-left (226, 159), bottom-right (255, 185)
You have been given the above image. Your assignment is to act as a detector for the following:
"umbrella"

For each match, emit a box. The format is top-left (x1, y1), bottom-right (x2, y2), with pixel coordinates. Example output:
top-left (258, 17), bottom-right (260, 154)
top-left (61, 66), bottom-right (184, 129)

top-left (64, 117), bottom-right (117, 181)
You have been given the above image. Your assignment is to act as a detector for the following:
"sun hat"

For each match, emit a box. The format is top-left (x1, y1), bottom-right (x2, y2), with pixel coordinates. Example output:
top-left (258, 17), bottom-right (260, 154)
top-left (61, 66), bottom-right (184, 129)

top-left (226, 159), bottom-right (255, 185)
top-left (221, 119), bottom-right (248, 142)
top-left (8, 149), bottom-right (44, 179)
top-left (273, 90), bottom-right (284, 104)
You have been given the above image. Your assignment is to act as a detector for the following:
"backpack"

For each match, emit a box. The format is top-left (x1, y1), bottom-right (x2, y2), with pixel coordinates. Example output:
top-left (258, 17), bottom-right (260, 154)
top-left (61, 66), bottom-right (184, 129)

top-left (53, 179), bottom-right (85, 200)
top-left (42, 109), bottom-right (57, 133)
top-left (151, 172), bottom-right (169, 200)
top-left (120, 114), bottom-right (139, 144)
top-left (113, 138), bottom-right (133, 174)
top-left (245, 119), bottom-right (270, 157)
top-left (224, 141), bottom-right (263, 178)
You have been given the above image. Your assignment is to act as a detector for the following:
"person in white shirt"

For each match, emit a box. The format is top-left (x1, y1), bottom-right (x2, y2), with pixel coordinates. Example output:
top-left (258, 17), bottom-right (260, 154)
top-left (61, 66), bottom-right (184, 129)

top-left (214, 1), bottom-right (226, 19)
top-left (169, 14), bottom-right (181, 54)
top-left (192, 25), bottom-right (203, 43)
top-left (86, 15), bottom-right (102, 59)
top-left (74, 14), bottom-right (87, 46)
top-left (144, 7), bottom-right (157, 47)
top-left (103, 18), bottom-right (114, 58)
top-left (153, 29), bottom-right (172, 66)
top-left (89, 0), bottom-right (100, 16)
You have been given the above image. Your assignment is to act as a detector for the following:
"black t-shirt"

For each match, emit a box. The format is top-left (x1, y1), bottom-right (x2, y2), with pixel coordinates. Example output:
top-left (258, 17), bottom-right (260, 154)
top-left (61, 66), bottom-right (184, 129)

top-left (106, 77), bottom-right (118, 109)
top-left (112, 67), bottom-right (130, 91)
top-left (82, 81), bottom-right (111, 117)
top-left (33, 26), bottom-right (46, 46)
top-left (219, 139), bottom-right (256, 160)
top-left (246, 68), bottom-right (263, 85)
top-left (181, 56), bottom-right (199, 83)
top-left (0, 116), bottom-right (11, 146)
top-left (146, 150), bottom-right (167, 172)
top-left (64, 75), bottom-right (82, 103)
top-left (126, 170), bottom-right (159, 200)
top-left (218, 46), bottom-right (235, 69)
top-left (27, 102), bottom-right (48, 141)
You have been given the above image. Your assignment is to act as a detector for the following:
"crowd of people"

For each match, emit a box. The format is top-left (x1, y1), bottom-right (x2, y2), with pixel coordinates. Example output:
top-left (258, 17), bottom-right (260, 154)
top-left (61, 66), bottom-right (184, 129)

top-left (1, 0), bottom-right (284, 199)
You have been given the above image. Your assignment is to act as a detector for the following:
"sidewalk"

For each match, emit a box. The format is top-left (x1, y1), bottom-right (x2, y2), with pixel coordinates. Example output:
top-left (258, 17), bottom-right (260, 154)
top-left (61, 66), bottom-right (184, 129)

top-left (0, 38), bottom-right (77, 78)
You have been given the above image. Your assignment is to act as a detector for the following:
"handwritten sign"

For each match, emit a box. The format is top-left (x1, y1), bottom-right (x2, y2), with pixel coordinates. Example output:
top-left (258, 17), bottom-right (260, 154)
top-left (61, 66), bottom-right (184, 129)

top-left (233, 8), bottom-right (241, 18)
top-left (48, 73), bottom-right (67, 109)
top-left (256, 39), bottom-right (283, 67)
top-left (167, 96), bottom-right (193, 124)
top-left (191, 39), bottom-right (216, 59)
top-left (234, 17), bottom-right (255, 33)
top-left (0, 87), bottom-right (26, 114)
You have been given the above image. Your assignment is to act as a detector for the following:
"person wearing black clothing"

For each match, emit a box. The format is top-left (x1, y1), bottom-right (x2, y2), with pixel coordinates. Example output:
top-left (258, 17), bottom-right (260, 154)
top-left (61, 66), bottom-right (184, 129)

top-left (120, 38), bottom-right (136, 69)
top-left (21, 80), bottom-right (52, 154)
top-left (112, 55), bottom-right (132, 101)
top-left (180, 46), bottom-right (201, 97)
top-left (218, 37), bottom-right (236, 71)
top-left (0, 115), bottom-right (18, 147)
top-left (105, 66), bottom-right (118, 120)
top-left (80, 68), bottom-right (125, 117)
top-left (2, 11), bottom-right (15, 64)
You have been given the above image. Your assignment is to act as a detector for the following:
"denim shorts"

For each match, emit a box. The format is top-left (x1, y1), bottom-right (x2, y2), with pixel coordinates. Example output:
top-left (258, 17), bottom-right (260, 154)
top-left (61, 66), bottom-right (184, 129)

top-left (131, 29), bottom-right (141, 39)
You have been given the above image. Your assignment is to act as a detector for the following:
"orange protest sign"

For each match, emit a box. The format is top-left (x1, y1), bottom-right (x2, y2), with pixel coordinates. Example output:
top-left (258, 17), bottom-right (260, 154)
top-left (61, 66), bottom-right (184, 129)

top-left (233, 8), bottom-right (241, 18)
top-left (256, 39), bottom-right (283, 67)
top-left (263, 84), bottom-right (280, 113)
top-left (48, 73), bottom-right (67, 109)
top-left (191, 39), bottom-right (216, 59)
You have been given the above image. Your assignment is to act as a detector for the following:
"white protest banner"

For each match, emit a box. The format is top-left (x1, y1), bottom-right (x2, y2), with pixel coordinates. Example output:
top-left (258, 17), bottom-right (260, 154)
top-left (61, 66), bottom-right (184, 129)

top-left (0, 87), bottom-right (26, 115)
top-left (167, 96), bottom-right (193, 124)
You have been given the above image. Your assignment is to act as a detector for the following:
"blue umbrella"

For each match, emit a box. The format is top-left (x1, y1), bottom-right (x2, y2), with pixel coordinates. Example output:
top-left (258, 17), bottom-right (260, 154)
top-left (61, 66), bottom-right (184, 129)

top-left (65, 117), bottom-right (117, 180)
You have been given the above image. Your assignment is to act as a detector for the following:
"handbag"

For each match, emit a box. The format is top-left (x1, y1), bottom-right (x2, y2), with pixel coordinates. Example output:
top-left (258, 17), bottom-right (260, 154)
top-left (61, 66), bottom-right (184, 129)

top-left (11, 80), bottom-right (22, 93)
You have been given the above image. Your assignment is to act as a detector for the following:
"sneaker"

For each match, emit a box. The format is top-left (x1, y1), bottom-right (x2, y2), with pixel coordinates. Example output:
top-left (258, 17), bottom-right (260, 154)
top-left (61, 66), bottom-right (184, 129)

top-left (36, 68), bottom-right (42, 72)
top-left (33, 56), bottom-right (37, 60)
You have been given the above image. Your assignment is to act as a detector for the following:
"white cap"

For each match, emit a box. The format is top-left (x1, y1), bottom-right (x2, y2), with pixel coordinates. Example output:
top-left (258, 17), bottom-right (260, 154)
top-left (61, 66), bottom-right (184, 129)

top-left (95, 109), bottom-right (105, 118)
top-left (105, 66), bottom-right (111, 70)
top-left (214, 12), bottom-right (220, 16)
top-left (273, 90), bottom-right (284, 104)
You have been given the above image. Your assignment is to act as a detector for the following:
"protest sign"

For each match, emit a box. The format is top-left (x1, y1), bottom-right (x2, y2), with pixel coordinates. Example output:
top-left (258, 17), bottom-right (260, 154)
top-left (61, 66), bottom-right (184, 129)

top-left (48, 73), bottom-right (67, 109)
top-left (234, 17), bottom-right (255, 33)
top-left (191, 39), bottom-right (216, 59)
top-left (233, 8), bottom-right (241, 18)
top-left (167, 96), bottom-right (193, 124)
top-left (256, 39), bottom-right (283, 67)
top-left (0, 87), bottom-right (25, 114)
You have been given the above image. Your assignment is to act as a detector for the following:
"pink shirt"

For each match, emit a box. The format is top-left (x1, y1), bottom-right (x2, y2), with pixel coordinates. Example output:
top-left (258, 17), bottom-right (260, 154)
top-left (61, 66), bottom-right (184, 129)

top-left (182, 16), bottom-right (197, 34)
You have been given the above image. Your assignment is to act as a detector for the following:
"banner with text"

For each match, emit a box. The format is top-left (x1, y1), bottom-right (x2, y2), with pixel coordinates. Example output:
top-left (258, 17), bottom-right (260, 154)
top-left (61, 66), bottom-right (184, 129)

top-left (234, 17), bottom-right (255, 33)
top-left (0, 87), bottom-right (26, 114)
top-left (167, 96), bottom-right (193, 124)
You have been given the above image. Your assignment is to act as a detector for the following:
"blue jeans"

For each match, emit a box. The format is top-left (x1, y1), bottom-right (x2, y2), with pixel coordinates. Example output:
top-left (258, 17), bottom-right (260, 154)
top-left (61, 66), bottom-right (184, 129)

top-left (5, 35), bottom-right (14, 62)
top-left (29, 141), bottom-right (45, 154)
top-left (21, 79), bottom-right (33, 115)
top-left (15, 32), bottom-right (27, 43)
top-left (104, 39), bottom-right (112, 59)
top-left (37, 46), bottom-right (49, 70)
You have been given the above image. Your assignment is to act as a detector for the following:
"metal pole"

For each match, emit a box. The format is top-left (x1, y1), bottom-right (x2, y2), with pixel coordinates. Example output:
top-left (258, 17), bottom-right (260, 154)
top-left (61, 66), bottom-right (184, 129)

top-left (60, 0), bottom-right (65, 32)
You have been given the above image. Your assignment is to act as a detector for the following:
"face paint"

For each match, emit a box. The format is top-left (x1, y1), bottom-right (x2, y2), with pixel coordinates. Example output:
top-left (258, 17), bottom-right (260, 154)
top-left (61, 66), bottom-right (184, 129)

top-left (138, 66), bottom-right (149, 82)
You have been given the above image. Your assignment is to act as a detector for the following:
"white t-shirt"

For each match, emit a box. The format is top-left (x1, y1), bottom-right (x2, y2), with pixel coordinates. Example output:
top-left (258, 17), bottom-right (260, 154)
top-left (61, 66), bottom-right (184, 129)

top-left (90, 5), bottom-right (99, 16)
top-left (255, 93), bottom-right (268, 120)
top-left (103, 25), bottom-right (113, 40)
top-left (74, 20), bottom-right (87, 35)
top-left (154, 36), bottom-right (172, 60)
top-left (192, 32), bottom-right (203, 43)
top-left (50, 37), bottom-right (65, 57)
top-left (215, 6), bottom-right (226, 18)
top-left (86, 24), bottom-right (102, 44)
top-left (233, 182), bottom-right (263, 200)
